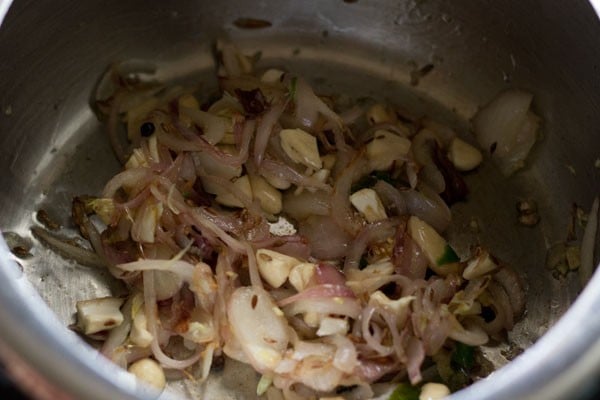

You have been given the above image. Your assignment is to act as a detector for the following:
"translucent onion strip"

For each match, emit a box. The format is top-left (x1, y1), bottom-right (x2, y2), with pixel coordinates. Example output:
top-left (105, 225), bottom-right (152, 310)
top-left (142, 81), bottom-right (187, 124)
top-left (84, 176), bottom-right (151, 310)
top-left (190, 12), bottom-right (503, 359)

top-left (143, 270), bottom-right (202, 370)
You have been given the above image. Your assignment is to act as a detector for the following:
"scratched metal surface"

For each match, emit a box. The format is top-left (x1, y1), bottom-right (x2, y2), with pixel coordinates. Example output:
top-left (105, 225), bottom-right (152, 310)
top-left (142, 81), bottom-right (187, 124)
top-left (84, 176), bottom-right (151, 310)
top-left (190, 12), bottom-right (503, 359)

top-left (0, 1), bottom-right (599, 399)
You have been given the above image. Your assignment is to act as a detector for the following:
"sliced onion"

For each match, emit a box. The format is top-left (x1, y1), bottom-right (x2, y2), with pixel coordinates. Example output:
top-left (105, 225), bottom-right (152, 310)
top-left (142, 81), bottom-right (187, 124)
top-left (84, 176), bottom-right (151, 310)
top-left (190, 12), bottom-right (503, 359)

top-left (412, 184), bottom-right (452, 232)
top-left (179, 107), bottom-right (230, 145)
top-left (315, 263), bottom-right (346, 285)
top-left (447, 315), bottom-right (489, 346)
top-left (278, 284), bottom-right (355, 307)
top-left (227, 286), bottom-right (290, 372)
top-left (473, 89), bottom-right (539, 175)
top-left (373, 181), bottom-right (408, 216)
top-left (392, 224), bottom-right (429, 280)
top-left (293, 77), bottom-right (342, 131)
top-left (116, 259), bottom-right (196, 281)
top-left (331, 156), bottom-right (369, 236)
top-left (405, 336), bottom-right (425, 384)
top-left (143, 271), bottom-right (202, 369)
top-left (102, 167), bottom-right (154, 198)
top-left (260, 158), bottom-right (332, 191)
top-left (254, 102), bottom-right (286, 165)
top-left (298, 216), bottom-right (351, 260)
top-left (343, 218), bottom-right (398, 272)
top-left (412, 130), bottom-right (445, 193)
top-left (101, 295), bottom-right (134, 365)
top-left (282, 190), bottom-right (331, 221)
top-left (354, 359), bottom-right (398, 383)
top-left (361, 306), bottom-right (394, 356)
top-left (295, 354), bottom-right (343, 392)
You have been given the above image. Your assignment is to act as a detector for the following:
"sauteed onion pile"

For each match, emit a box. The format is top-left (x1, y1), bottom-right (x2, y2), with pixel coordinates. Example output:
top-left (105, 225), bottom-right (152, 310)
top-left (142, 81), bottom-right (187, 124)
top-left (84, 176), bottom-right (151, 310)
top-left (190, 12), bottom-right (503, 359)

top-left (71, 42), bottom-right (530, 399)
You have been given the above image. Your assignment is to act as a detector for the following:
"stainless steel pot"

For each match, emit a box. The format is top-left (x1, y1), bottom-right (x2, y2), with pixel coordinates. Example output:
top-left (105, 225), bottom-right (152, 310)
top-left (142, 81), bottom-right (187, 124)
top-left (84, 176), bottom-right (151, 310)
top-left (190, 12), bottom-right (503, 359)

top-left (0, 1), bottom-right (599, 399)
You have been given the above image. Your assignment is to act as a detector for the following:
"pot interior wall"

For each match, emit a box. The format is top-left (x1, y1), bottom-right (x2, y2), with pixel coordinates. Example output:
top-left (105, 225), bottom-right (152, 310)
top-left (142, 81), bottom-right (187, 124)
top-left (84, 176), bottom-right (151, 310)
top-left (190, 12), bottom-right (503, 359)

top-left (1, 0), bottom-right (599, 399)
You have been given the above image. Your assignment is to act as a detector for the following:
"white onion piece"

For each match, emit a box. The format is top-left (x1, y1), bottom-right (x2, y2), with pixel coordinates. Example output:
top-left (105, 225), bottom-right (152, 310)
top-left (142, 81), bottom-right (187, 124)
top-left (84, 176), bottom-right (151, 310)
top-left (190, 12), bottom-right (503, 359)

top-left (228, 287), bottom-right (290, 372)
top-left (180, 107), bottom-right (230, 145)
top-left (354, 359), bottom-right (398, 383)
top-left (298, 216), bottom-right (351, 260)
top-left (294, 77), bottom-right (342, 131)
top-left (102, 167), bottom-right (154, 198)
top-left (580, 197), bottom-right (599, 285)
top-left (260, 158), bottom-right (331, 191)
top-left (101, 295), bottom-right (134, 366)
top-left (412, 130), bottom-right (445, 193)
top-left (292, 340), bottom-right (335, 359)
top-left (116, 259), bottom-right (196, 282)
top-left (473, 89), bottom-right (540, 175)
top-left (183, 208), bottom-right (246, 254)
top-left (447, 315), bottom-right (489, 346)
top-left (254, 102), bottom-right (286, 166)
top-left (324, 334), bottom-right (357, 374)
top-left (244, 242), bottom-right (263, 289)
top-left (361, 306), bottom-right (394, 356)
top-left (405, 336), bottom-right (425, 384)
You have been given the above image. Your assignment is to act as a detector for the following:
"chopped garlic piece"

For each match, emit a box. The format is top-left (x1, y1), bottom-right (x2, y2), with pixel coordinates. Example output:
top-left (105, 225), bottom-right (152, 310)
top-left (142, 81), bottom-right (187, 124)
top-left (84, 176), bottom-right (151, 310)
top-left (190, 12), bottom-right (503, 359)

top-left (369, 291), bottom-right (415, 315)
top-left (407, 216), bottom-right (458, 273)
top-left (349, 188), bottom-right (388, 222)
top-left (215, 175), bottom-right (253, 208)
top-left (249, 175), bottom-right (282, 214)
top-left (126, 148), bottom-right (149, 169)
top-left (261, 68), bottom-right (285, 83)
top-left (366, 103), bottom-right (397, 125)
top-left (447, 137), bottom-right (483, 171)
top-left (303, 311), bottom-right (320, 327)
top-left (128, 358), bottom-right (166, 390)
top-left (321, 154), bottom-right (337, 170)
top-left (288, 262), bottom-right (316, 292)
top-left (316, 317), bottom-right (349, 337)
top-left (346, 258), bottom-right (394, 281)
top-left (419, 382), bottom-right (450, 400)
top-left (76, 297), bottom-right (124, 335)
top-left (280, 128), bottom-right (323, 169)
top-left (311, 169), bottom-right (330, 184)
top-left (463, 248), bottom-right (499, 280)
top-left (366, 130), bottom-right (411, 171)
top-left (130, 307), bottom-right (153, 347)
top-left (264, 174), bottom-right (292, 190)
top-left (178, 94), bottom-right (200, 109)
top-left (256, 249), bottom-right (302, 288)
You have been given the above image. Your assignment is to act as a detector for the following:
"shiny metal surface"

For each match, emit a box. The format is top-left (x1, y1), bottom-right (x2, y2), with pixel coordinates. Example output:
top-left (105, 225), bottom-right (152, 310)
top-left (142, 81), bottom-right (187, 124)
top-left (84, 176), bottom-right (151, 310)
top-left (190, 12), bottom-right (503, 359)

top-left (0, 0), bottom-right (599, 399)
